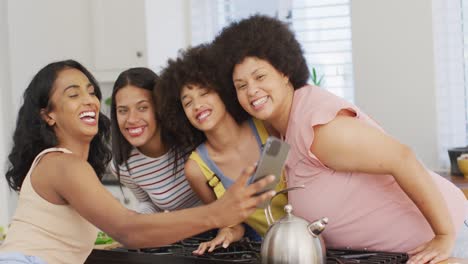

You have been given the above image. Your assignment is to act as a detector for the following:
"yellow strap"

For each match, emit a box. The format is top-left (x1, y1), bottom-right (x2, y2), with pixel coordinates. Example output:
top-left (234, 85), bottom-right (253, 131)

top-left (208, 176), bottom-right (220, 187)
top-left (189, 151), bottom-right (226, 198)
top-left (252, 118), bottom-right (269, 144)
top-left (252, 118), bottom-right (288, 186)
top-left (189, 119), bottom-right (286, 199)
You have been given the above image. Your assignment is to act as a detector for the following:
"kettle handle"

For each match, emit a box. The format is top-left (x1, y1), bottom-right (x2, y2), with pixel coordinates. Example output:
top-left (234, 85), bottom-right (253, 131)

top-left (265, 185), bottom-right (305, 226)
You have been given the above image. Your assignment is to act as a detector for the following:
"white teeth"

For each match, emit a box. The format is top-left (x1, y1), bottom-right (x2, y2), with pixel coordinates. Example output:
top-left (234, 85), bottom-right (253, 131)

top-left (79, 111), bottom-right (96, 118)
top-left (252, 96), bottom-right (268, 107)
top-left (197, 110), bottom-right (211, 121)
top-left (128, 127), bottom-right (143, 134)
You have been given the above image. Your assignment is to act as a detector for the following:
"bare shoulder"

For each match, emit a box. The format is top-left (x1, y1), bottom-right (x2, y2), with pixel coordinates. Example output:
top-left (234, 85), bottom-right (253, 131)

top-left (37, 151), bottom-right (95, 179)
top-left (184, 159), bottom-right (205, 182)
top-left (31, 151), bottom-right (100, 204)
top-left (184, 158), bottom-right (216, 203)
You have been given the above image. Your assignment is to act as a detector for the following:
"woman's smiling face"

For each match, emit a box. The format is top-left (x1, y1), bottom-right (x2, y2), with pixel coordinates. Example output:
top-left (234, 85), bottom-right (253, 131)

top-left (232, 57), bottom-right (291, 123)
top-left (44, 68), bottom-right (100, 143)
top-left (180, 84), bottom-right (226, 132)
top-left (115, 85), bottom-right (158, 149)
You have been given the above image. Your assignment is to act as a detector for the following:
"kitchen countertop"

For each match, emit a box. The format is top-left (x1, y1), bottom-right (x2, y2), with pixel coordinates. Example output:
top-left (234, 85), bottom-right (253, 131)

top-left (438, 172), bottom-right (468, 199)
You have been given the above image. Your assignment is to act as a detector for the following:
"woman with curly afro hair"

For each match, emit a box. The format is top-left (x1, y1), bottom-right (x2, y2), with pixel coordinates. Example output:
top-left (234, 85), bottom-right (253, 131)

top-left (212, 15), bottom-right (467, 263)
top-left (156, 44), bottom-right (288, 254)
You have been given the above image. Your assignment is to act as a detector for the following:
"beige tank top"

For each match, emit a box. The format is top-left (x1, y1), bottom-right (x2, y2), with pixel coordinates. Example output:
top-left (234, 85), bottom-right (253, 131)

top-left (0, 148), bottom-right (98, 264)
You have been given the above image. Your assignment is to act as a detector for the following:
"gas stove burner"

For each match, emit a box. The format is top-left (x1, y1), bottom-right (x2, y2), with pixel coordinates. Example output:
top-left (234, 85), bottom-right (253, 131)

top-left (180, 237), bottom-right (208, 247)
top-left (198, 250), bottom-right (260, 263)
top-left (194, 238), bottom-right (261, 263)
top-left (140, 243), bottom-right (185, 255)
top-left (327, 249), bottom-right (409, 264)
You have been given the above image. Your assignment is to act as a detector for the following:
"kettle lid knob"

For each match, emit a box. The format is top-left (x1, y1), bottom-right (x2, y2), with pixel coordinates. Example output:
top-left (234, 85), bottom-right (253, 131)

top-left (284, 204), bottom-right (293, 214)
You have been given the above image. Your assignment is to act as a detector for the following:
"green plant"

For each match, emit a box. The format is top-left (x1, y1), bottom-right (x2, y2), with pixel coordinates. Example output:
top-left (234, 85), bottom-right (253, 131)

top-left (105, 97), bottom-right (112, 106)
top-left (0, 226), bottom-right (5, 241)
top-left (310, 67), bottom-right (325, 87)
top-left (95, 231), bottom-right (114, 245)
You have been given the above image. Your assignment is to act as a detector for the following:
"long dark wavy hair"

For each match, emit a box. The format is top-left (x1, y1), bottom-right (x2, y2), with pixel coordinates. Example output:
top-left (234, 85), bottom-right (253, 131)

top-left (110, 68), bottom-right (185, 179)
top-left (156, 44), bottom-right (250, 153)
top-left (5, 60), bottom-right (112, 191)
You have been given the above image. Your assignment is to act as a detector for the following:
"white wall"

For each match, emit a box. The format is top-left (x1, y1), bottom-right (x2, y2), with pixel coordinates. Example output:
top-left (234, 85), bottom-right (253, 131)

top-left (145, 0), bottom-right (190, 73)
top-left (1, 0), bottom-right (190, 223)
top-left (351, 0), bottom-right (439, 169)
top-left (2, 0), bottom-right (94, 224)
top-left (0, 0), bottom-right (13, 229)
top-left (8, 0), bottom-right (93, 112)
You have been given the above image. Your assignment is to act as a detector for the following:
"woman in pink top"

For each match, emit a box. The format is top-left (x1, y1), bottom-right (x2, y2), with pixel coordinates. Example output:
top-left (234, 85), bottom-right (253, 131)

top-left (212, 15), bottom-right (467, 264)
top-left (0, 60), bottom-right (275, 263)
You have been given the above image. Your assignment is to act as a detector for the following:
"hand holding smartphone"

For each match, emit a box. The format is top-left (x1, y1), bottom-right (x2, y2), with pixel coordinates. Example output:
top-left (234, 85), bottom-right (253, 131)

top-left (251, 136), bottom-right (290, 208)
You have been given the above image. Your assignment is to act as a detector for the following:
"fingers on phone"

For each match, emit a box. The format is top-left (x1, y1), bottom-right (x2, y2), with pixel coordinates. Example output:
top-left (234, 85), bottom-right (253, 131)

top-left (236, 165), bottom-right (256, 185)
top-left (251, 190), bottom-right (275, 209)
top-left (240, 163), bottom-right (258, 177)
top-left (249, 174), bottom-right (275, 193)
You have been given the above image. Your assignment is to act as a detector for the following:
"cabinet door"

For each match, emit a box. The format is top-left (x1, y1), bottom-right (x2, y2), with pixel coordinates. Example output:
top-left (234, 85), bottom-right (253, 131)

top-left (92, 0), bottom-right (147, 81)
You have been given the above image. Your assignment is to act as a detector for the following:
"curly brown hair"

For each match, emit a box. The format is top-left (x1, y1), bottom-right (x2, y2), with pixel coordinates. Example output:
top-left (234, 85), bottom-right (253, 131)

top-left (155, 44), bottom-right (250, 153)
top-left (212, 14), bottom-right (310, 104)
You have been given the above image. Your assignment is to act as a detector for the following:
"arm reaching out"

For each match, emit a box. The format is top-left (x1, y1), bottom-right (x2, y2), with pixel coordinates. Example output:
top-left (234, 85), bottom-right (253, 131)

top-left (48, 155), bottom-right (275, 248)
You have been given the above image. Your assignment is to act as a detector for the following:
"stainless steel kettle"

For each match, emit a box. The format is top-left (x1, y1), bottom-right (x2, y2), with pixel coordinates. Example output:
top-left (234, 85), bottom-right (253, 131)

top-left (261, 186), bottom-right (328, 264)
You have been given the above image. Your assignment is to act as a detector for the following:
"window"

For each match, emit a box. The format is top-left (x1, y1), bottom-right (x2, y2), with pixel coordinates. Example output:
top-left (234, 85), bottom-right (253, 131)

top-left (434, 0), bottom-right (466, 169)
top-left (291, 0), bottom-right (354, 101)
top-left (190, 0), bottom-right (354, 102)
top-left (462, 0), bottom-right (468, 141)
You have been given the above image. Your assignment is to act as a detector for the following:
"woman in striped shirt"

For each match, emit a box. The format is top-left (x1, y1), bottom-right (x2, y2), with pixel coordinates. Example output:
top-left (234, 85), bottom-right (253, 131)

top-left (110, 68), bottom-right (203, 213)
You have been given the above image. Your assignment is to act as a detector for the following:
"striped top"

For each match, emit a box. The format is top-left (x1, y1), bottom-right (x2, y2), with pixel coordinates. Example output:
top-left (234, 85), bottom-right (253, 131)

top-left (111, 148), bottom-right (202, 213)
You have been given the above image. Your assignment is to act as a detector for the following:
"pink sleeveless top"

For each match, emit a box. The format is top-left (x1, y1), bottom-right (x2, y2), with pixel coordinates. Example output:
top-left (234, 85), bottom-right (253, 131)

top-left (284, 85), bottom-right (466, 252)
top-left (0, 148), bottom-right (98, 264)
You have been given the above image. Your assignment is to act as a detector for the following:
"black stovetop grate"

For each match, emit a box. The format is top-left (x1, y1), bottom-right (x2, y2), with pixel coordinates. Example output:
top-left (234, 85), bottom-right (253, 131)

top-left (112, 237), bottom-right (409, 264)
top-left (327, 249), bottom-right (409, 264)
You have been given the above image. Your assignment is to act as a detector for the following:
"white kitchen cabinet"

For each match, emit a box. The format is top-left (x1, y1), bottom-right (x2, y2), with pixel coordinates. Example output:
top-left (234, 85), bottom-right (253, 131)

top-left (91, 0), bottom-right (147, 82)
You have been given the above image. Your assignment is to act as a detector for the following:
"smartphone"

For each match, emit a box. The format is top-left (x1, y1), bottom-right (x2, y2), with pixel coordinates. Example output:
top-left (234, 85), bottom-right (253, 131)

top-left (251, 136), bottom-right (290, 208)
